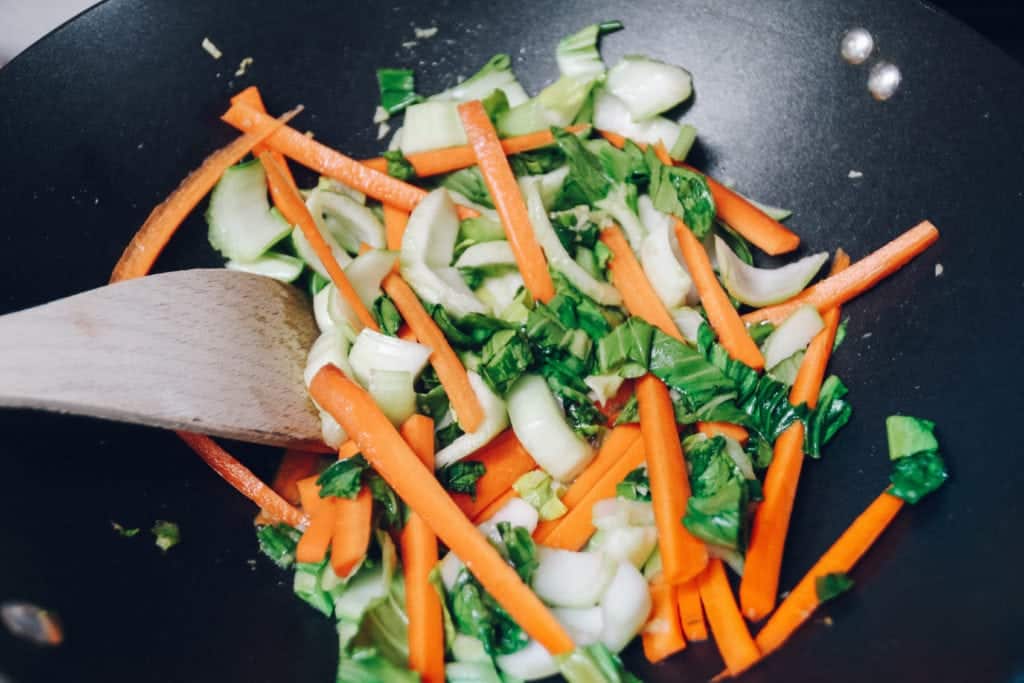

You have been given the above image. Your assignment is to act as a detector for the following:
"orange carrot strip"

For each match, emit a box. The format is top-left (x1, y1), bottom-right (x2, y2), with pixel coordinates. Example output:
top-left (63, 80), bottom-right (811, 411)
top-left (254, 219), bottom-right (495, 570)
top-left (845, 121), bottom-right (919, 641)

top-left (743, 222), bottom-right (940, 326)
top-left (473, 488), bottom-right (519, 524)
top-left (397, 324), bottom-right (417, 342)
top-left (599, 225), bottom-right (682, 340)
top-left (331, 488), bottom-right (373, 577)
top-left (296, 476), bottom-right (323, 517)
top-left (652, 141), bottom-right (675, 166)
top-left (674, 219), bottom-right (764, 370)
top-left (337, 440), bottom-right (360, 460)
top-left (533, 425), bottom-right (640, 542)
top-left (178, 431), bottom-right (307, 528)
top-left (296, 496), bottom-right (337, 563)
top-left (643, 582), bottom-right (687, 663)
top-left (677, 578), bottom-right (709, 642)
top-left (699, 559), bottom-right (761, 675)
top-left (457, 100), bottom-right (555, 303)
top-left (362, 125), bottom-right (590, 177)
top-left (697, 422), bottom-right (749, 444)
top-left (538, 437), bottom-right (647, 551)
top-left (111, 107), bottom-right (300, 282)
top-left (231, 87), bottom-right (298, 189)
top-left (399, 415), bottom-right (446, 683)
top-left (383, 204), bottom-right (411, 251)
top-left (383, 273), bottom-right (484, 432)
top-left (309, 366), bottom-right (575, 655)
top-left (739, 255), bottom-right (851, 620)
top-left (451, 430), bottom-right (536, 519)
top-left (598, 130), bottom-right (800, 255)
top-left (638, 375), bottom-right (708, 584)
top-left (271, 450), bottom-right (321, 505)
top-left (259, 151), bottom-right (379, 331)
top-left (221, 101), bottom-right (476, 219)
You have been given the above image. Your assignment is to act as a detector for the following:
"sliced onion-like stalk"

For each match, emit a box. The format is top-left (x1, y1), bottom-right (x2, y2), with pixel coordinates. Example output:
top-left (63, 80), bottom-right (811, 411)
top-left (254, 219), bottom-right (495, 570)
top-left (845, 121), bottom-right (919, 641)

top-left (714, 235), bottom-right (828, 307)
top-left (507, 374), bottom-right (595, 482)
top-left (495, 640), bottom-right (560, 681)
top-left (368, 369), bottom-right (416, 426)
top-left (551, 607), bottom-right (604, 646)
top-left (291, 225), bottom-right (352, 280)
top-left (593, 90), bottom-right (681, 148)
top-left (475, 271), bottom-right (525, 316)
top-left (348, 328), bottom-right (432, 387)
top-left (225, 252), bottom-right (304, 283)
top-left (599, 562), bottom-right (651, 653)
top-left (532, 548), bottom-right (617, 608)
top-left (400, 101), bottom-right (467, 155)
top-left (606, 56), bottom-right (693, 120)
top-left (638, 197), bottom-right (693, 309)
top-left (671, 306), bottom-right (706, 344)
top-left (761, 304), bottom-right (825, 370)
top-left (435, 372), bottom-right (510, 467)
top-left (453, 241), bottom-right (517, 269)
top-left (584, 374), bottom-right (624, 406)
top-left (307, 187), bottom-right (385, 253)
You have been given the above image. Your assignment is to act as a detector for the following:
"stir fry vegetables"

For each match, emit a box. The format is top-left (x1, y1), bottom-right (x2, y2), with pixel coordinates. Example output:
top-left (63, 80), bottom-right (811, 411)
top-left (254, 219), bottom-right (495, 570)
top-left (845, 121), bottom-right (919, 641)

top-left (110, 20), bottom-right (947, 682)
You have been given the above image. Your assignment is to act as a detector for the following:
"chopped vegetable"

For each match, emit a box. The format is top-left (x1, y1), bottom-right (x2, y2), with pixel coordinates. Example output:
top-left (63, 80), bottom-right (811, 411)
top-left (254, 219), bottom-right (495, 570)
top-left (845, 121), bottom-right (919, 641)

top-left (438, 461), bottom-right (487, 498)
top-left (642, 582), bottom-right (686, 663)
top-left (815, 572), bottom-right (854, 602)
top-left (607, 56), bottom-right (693, 120)
top-left (377, 68), bottom-right (422, 115)
top-left (152, 520), bottom-right (181, 552)
top-left (698, 559), bottom-right (760, 675)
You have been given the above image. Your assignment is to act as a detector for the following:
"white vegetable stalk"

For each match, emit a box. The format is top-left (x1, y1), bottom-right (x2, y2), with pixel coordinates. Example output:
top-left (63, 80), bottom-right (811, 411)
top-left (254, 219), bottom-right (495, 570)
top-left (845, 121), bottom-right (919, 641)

top-left (584, 374), bottom-right (624, 406)
top-left (520, 177), bottom-right (622, 306)
top-left (592, 90), bottom-right (681, 148)
top-left (761, 305), bottom-right (825, 370)
top-left (435, 372), bottom-right (510, 468)
top-left (671, 307), bottom-right (706, 345)
top-left (453, 241), bottom-right (518, 270)
top-left (606, 56), bottom-right (693, 120)
top-left (304, 329), bottom-right (357, 447)
top-left (291, 225), bottom-right (352, 280)
top-left (439, 496), bottom-right (538, 591)
top-left (507, 374), bottom-right (595, 482)
top-left (497, 76), bottom-right (594, 137)
top-left (225, 252), bottom-right (304, 283)
top-left (532, 548), bottom-right (617, 608)
top-left (429, 54), bottom-right (530, 107)
top-left (400, 101), bottom-right (467, 155)
top-left (638, 196), bottom-right (694, 308)
top-left (345, 249), bottom-right (398, 308)
top-left (551, 607), bottom-right (604, 646)
top-left (714, 235), bottom-right (829, 307)
top-left (495, 640), bottom-right (560, 681)
top-left (368, 370), bottom-right (417, 426)
top-left (475, 271), bottom-right (526, 316)
top-left (598, 562), bottom-right (651, 653)
top-left (307, 187), bottom-right (385, 253)
top-left (348, 329), bottom-right (432, 388)
top-left (595, 183), bottom-right (647, 250)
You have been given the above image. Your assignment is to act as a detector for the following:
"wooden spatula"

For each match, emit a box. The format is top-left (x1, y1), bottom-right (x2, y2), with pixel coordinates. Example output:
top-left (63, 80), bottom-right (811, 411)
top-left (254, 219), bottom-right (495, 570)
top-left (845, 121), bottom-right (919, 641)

top-left (0, 269), bottom-right (326, 449)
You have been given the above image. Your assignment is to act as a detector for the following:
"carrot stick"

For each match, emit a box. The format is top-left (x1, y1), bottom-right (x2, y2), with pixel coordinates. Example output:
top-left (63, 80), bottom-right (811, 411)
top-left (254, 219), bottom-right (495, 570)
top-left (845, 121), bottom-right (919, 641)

top-left (296, 496), bottom-right (337, 563)
top-left (538, 438), bottom-right (647, 551)
top-left (739, 254), bottom-right (851, 621)
top-left (178, 431), bottom-right (307, 528)
top-left (473, 488), bottom-right (519, 524)
top-left (296, 475), bottom-right (323, 517)
top-left (309, 366), bottom-right (575, 655)
top-left (642, 582), bottom-right (687, 663)
top-left (451, 430), bottom-right (536, 519)
top-left (362, 124), bottom-right (590, 177)
top-left (599, 226), bottom-right (682, 340)
top-left (637, 375), bottom-right (708, 584)
top-left (674, 219), bottom-right (764, 370)
top-left (457, 100), bottom-right (555, 303)
top-left (743, 222), bottom-right (940, 326)
top-left (699, 559), bottom-right (761, 675)
top-left (331, 488), bottom-right (373, 577)
top-left (677, 578), bottom-right (708, 642)
top-left (337, 440), bottom-right (360, 461)
top-left (533, 425), bottom-right (640, 541)
top-left (718, 492), bottom-right (906, 678)
top-left (383, 273), bottom-right (484, 432)
top-left (259, 151), bottom-right (379, 331)
top-left (397, 324), bottom-right (417, 342)
top-left (221, 101), bottom-right (477, 219)
top-left (383, 204), bottom-right (410, 251)
top-left (697, 422), bottom-right (749, 444)
top-left (231, 87), bottom-right (298, 189)
top-left (398, 415), bottom-right (446, 683)
top-left (271, 450), bottom-right (321, 505)
top-left (111, 107), bottom-right (301, 282)
top-left (598, 130), bottom-right (800, 255)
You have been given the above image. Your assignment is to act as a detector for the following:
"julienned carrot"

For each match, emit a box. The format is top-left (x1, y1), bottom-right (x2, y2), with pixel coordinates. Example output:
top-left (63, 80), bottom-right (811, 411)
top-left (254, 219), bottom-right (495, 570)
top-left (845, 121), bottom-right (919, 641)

top-left (457, 100), bottom-right (555, 303)
top-left (473, 488), bottom-right (519, 524)
top-left (533, 425), bottom-right (640, 541)
top-left (383, 204), bottom-right (410, 251)
top-left (259, 151), bottom-right (379, 331)
top-left (642, 582), bottom-right (687, 663)
top-left (743, 221), bottom-right (940, 326)
top-left (296, 496), bottom-right (337, 563)
top-left (451, 430), bottom-right (536, 519)
top-left (271, 450), bottom-right (322, 505)
top-left (677, 579), bottom-right (708, 642)
top-left (599, 225), bottom-right (683, 340)
top-left (383, 273), bottom-right (484, 433)
top-left (362, 124), bottom-right (590, 177)
top-left (740, 254), bottom-right (851, 620)
top-left (110, 107), bottom-right (300, 282)
top-left (231, 87), bottom-right (298, 189)
top-left (337, 440), bottom-right (360, 460)
top-left (331, 488), bottom-right (373, 577)
top-left (698, 559), bottom-right (761, 675)
top-left (221, 101), bottom-right (477, 220)
top-left (598, 130), bottom-right (800, 256)
top-left (674, 220), bottom-right (764, 370)
top-left (309, 366), bottom-right (575, 655)
top-left (296, 475), bottom-right (323, 517)
top-left (697, 422), bottom-right (749, 444)
top-left (178, 431), bottom-right (307, 528)
top-left (721, 492), bottom-right (906, 678)
top-left (538, 437), bottom-right (646, 551)
top-left (399, 415), bottom-right (445, 683)
top-left (637, 375), bottom-right (708, 584)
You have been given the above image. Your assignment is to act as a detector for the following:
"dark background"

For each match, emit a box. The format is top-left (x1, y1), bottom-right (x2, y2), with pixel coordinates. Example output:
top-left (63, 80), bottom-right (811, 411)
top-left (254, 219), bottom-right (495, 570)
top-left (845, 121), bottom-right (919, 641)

top-left (933, 1), bottom-right (1024, 64)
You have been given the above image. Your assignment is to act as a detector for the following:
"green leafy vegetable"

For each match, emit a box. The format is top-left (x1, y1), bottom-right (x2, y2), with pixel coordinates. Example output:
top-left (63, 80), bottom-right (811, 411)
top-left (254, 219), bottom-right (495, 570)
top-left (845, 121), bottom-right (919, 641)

top-left (514, 470), bottom-right (569, 520)
top-left (614, 394), bottom-right (639, 425)
top-left (256, 524), bottom-right (301, 569)
top-left (596, 317), bottom-right (653, 378)
top-left (669, 123), bottom-right (698, 162)
top-left (885, 415), bottom-right (939, 461)
top-left (804, 375), bottom-right (852, 458)
top-left (616, 466), bottom-right (651, 501)
top-left (336, 647), bottom-right (419, 683)
top-left (647, 153), bottom-right (716, 238)
top-left (417, 384), bottom-right (450, 423)
top-left (371, 294), bottom-right (403, 336)
top-left (111, 521), bottom-right (140, 537)
top-left (438, 461), bottom-right (487, 498)
top-left (481, 88), bottom-right (510, 123)
top-left (552, 127), bottom-right (614, 206)
top-left (767, 350), bottom-right (805, 385)
top-left (509, 147), bottom-right (566, 176)
top-left (541, 359), bottom-right (606, 438)
top-left (152, 520), bottom-right (180, 552)
top-left (366, 473), bottom-right (404, 529)
top-left (294, 560), bottom-right (333, 616)
top-left (557, 642), bottom-right (642, 683)
top-left (832, 318), bottom-right (849, 351)
top-left (555, 21), bottom-right (623, 79)
top-left (815, 572), bottom-right (855, 603)
top-left (479, 329), bottom-right (534, 395)
top-left (376, 68), bottom-right (422, 115)
top-left (448, 569), bottom-right (529, 657)
top-left (649, 330), bottom-right (736, 410)
top-left (381, 150), bottom-right (416, 181)
top-left (436, 420), bottom-right (466, 451)
top-left (442, 167), bottom-right (495, 208)
top-left (496, 521), bottom-right (539, 583)
top-left (682, 435), bottom-right (751, 550)
top-left (747, 321), bottom-right (776, 346)
top-left (717, 221), bottom-right (754, 265)
top-left (885, 415), bottom-right (947, 504)
top-left (317, 455), bottom-right (370, 499)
